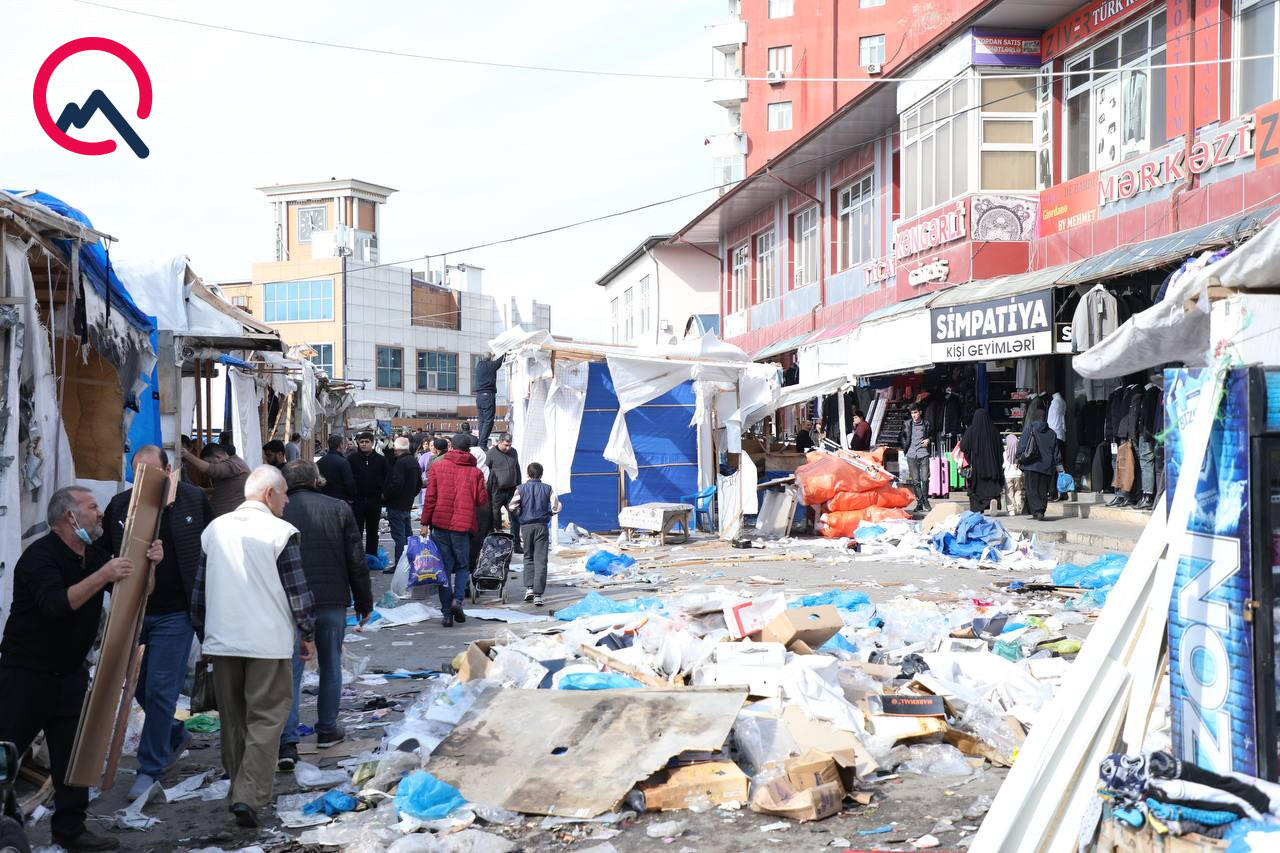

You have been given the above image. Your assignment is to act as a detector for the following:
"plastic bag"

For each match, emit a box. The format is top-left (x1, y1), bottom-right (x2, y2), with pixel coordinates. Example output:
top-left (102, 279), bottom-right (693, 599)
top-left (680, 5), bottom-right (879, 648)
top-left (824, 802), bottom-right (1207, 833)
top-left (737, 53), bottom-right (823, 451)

top-left (1051, 553), bottom-right (1127, 589)
top-left (294, 761), bottom-right (349, 789)
top-left (407, 535), bottom-right (445, 587)
top-left (303, 789), bottom-right (359, 816)
top-left (553, 590), bottom-right (665, 622)
top-left (892, 743), bottom-right (972, 777)
top-left (191, 658), bottom-right (217, 713)
top-left (365, 546), bottom-right (390, 572)
top-left (557, 672), bottom-right (643, 690)
top-left (394, 771), bottom-right (467, 820)
top-left (826, 490), bottom-right (877, 512)
top-left (585, 550), bottom-right (636, 577)
top-left (875, 485), bottom-right (916, 508)
top-left (1057, 472), bottom-right (1076, 493)
top-left (793, 588), bottom-right (871, 611)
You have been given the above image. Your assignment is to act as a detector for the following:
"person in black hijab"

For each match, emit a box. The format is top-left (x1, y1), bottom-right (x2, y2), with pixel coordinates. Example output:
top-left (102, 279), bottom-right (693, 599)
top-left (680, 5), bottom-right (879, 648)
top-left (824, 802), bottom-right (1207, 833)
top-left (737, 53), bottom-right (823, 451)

top-left (1017, 418), bottom-right (1063, 520)
top-left (959, 409), bottom-right (1004, 514)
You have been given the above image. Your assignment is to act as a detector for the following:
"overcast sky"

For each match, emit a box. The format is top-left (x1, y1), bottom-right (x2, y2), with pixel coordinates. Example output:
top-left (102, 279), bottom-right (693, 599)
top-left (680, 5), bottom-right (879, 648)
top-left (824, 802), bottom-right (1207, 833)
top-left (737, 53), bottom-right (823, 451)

top-left (2, 0), bottom-right (724, 338)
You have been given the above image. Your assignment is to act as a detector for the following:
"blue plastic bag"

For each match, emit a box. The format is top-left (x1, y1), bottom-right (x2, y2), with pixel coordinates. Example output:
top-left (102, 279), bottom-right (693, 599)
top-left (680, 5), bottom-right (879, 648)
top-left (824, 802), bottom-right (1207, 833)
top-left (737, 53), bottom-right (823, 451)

top-left (585, 550), bottom-right (636, 577)
top-left (394, 771), bottom-right (466, 820)
top-left (303, 789), bottom-right (358, 816)
top-left (557, 672), bottom-right (643, 690)
top-left (365, 546), bottom-right (390, 572)
top-left (1051, 553), bottom-right (1128, 589)
top-left (1057, 472), bottom-right (1077, 493)
top-left (554, 590), bottom-right (665, 622)
top-left (793, 589), bottom-right (871, 611)
top-left (406, 535), bottom-right (445, 587)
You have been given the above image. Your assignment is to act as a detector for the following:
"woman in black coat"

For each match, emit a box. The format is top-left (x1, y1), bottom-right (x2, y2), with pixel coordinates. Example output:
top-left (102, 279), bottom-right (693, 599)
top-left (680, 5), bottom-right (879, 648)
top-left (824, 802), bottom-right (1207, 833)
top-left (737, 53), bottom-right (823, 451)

top-left (959, 409), bottom-right (1005, 514)
top-left (1018, 418), bottom-right (1063, 520)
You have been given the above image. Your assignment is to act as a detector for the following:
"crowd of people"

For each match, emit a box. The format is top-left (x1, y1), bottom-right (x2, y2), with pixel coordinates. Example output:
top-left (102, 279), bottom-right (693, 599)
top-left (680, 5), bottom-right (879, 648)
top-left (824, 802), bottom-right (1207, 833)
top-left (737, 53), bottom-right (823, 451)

top-left (0, 419), bottom-right (559, 848)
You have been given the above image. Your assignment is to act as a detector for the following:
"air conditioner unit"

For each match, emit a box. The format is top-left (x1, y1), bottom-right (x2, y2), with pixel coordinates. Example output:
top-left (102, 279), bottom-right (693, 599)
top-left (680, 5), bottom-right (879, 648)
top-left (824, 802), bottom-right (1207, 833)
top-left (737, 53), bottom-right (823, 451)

top-left (766, 69), bottom-right (785, 84)
top-left (361, 236), bottom-right (378, 263)
top-left (865, 63), bottom-right (882, 75)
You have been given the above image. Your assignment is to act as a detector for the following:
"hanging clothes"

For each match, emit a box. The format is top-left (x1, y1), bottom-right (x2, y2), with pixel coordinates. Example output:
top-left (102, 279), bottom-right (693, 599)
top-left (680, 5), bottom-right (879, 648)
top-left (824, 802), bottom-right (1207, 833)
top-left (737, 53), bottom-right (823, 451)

top-left (1072, 284), bottom-right (1131, 352)
top-left (1015, 359), bottom-right (1037, 390)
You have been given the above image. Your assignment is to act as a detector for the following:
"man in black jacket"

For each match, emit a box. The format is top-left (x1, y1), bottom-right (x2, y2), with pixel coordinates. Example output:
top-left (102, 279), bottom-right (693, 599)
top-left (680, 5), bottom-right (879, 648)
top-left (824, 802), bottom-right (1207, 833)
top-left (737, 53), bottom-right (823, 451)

top-left (317, 435), bottom-right (355, 502)
top-left (347, 432), bottom-right (389, 557)
top-left (277, 461), bottom-right (371, 763)
top-left (100, 445), bottom-right (213, 800)
top-left (473, 352), bottom-right (506, 445)
top-left (485, 433), bottom-right (522, 551)
top-left (383, 436), bottom-right (423, 571)
top-left (897, 404), bottom-right (935, 512)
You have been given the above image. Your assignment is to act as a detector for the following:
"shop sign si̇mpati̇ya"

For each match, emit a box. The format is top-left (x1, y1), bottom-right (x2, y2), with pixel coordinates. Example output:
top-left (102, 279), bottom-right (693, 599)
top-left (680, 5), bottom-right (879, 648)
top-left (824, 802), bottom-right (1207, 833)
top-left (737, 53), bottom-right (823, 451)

top-left (930, 289), bottom-right (1053, 363)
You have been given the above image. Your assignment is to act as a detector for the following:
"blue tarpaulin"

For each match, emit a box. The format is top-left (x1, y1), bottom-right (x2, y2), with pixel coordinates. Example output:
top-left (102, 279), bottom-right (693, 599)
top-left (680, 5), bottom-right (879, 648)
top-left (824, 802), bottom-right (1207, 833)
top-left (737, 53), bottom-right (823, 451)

top-left (931, 512), bottom-right (1011, 560)
top-left (559, 363), bottom-right (699, 532)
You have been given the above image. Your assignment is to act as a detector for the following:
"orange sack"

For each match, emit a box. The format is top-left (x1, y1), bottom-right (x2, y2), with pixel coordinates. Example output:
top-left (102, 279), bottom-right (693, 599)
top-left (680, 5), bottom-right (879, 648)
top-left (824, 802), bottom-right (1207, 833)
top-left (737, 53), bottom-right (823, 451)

top-left (795, 454), bottom-right (894, 506)
top-left (827, 490), bottom-right (877, 512)
top-left (817, 506), bottom-right (912, 538)
top-left (874, 486), bottom-right (916, 509)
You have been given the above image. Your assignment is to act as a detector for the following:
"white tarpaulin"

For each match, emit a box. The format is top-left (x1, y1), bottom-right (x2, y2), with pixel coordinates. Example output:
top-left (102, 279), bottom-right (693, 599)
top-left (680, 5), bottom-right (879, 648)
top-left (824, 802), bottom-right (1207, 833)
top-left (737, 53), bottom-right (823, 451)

top-left (1075, 220), bottom-right (1280, 378)
top-left (231, 368), bottom-right (263, 469)
top-left (1, 237), bottom-right (76, 633)
top-left (113, 255), bottom-right (243, 338)
top-left (851, 311), bottom-right (933, 376)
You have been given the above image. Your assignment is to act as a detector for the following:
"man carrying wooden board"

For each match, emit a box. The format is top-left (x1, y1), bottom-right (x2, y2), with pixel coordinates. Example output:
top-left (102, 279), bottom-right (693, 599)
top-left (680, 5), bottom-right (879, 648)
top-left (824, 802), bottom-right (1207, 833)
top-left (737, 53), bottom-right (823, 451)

top-left (0, 486), bottom-right (162, 852)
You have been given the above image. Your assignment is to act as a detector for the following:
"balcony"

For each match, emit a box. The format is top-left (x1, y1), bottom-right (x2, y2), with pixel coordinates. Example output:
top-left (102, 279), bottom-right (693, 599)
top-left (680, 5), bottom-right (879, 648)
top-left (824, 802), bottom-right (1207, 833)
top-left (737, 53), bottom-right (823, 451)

top-left (706, 130), bottom-right (747, 158)
top-left (709, 74), bottom-right (748, 107)
top-left (708, 19), bottom-right (746, 51)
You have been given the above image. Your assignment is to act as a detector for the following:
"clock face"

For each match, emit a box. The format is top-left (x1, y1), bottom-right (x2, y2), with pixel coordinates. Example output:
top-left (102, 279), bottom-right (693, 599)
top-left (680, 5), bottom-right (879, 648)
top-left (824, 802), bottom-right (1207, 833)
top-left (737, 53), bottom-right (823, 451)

top-left (298, 206), bottom-right (326, 243)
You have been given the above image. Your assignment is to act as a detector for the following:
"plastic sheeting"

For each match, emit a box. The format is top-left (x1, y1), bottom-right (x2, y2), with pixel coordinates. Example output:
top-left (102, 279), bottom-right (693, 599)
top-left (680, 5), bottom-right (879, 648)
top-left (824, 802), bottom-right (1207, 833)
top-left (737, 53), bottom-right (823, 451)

top-left (230, 368), bottom-right (263, 469)
top-left (1075, 219), bottom-right (1280, 378)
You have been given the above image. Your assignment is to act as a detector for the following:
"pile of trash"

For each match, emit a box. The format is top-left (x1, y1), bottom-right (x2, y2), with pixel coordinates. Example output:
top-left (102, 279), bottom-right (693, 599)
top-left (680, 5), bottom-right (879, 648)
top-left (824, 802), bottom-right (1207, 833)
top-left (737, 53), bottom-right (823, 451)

top-left (795, 449), bottom-right (915, 538)
top-left (261, 581), bottom-right (1091, 849)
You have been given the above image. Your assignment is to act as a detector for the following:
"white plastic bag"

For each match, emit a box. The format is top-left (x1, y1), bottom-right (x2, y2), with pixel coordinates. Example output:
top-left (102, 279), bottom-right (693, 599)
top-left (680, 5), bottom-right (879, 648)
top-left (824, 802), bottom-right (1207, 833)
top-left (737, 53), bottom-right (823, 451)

top-left (390, 550), bottom-right (411, 598)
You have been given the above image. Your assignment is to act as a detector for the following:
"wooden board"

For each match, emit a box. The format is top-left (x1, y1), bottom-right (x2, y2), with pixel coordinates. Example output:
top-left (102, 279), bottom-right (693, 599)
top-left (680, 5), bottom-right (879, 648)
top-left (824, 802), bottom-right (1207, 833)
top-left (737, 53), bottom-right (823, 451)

top-left (427, 686), bottom-right (745, 817)
top-left (66, 464), bottom-right (168, 787)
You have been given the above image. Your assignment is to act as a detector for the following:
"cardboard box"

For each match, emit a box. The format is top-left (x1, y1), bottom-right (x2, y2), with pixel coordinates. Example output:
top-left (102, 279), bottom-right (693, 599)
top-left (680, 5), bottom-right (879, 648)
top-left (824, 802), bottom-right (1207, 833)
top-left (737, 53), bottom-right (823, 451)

top-left (640, 761), bottom-right (749, 811)
top-left (868, 713), bottom-right (948, 744)
top-left (457, 639), bottom-right (497, 682)
top-left (723, 594), bottom-right (786, 639)
top-left (780, 706), bottom-right (879, 786)
top-left (873, 694), bottom-right (946, 717)
top-left (692, 642), bottom-right (786, 698)
top-left (784, 749), bottom-right (841, 791)
top-left (760, 606), bottom-right (842, 650)
top-left (750, 776), bottom-right (845, 822)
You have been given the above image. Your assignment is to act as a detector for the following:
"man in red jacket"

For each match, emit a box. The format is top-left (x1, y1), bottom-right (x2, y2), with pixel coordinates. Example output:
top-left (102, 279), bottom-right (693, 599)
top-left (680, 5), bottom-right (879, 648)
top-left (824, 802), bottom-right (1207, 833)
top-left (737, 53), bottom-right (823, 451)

top-left (420, 435), bottom-right (488, 626)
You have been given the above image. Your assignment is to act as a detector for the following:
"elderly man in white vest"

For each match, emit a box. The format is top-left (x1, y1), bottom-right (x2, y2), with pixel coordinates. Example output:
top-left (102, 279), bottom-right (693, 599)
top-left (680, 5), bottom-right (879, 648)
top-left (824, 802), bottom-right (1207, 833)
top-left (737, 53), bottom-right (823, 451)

top-left (191, 466), bottom-right (315, 828)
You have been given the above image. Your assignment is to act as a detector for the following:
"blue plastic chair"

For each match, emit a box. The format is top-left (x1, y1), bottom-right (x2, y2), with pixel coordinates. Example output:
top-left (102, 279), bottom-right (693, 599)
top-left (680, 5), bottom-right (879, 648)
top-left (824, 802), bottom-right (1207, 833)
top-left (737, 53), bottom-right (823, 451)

top-left (680, 485), bottom-right (718, 532)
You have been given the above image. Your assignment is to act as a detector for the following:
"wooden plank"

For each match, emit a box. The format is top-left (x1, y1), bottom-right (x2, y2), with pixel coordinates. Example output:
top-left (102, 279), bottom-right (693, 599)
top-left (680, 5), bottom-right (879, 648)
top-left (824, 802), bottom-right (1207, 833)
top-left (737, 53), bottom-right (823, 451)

top-left (579, 644), bottom-right (674, 688)
top-left (66, 464), bottom-right (167, 786)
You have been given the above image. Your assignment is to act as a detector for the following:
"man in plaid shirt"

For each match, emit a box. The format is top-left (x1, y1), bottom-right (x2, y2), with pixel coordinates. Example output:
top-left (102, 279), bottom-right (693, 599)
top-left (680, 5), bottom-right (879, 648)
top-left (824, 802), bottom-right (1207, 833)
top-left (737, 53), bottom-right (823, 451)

top-left (192, 466), bottom-right (315, 828)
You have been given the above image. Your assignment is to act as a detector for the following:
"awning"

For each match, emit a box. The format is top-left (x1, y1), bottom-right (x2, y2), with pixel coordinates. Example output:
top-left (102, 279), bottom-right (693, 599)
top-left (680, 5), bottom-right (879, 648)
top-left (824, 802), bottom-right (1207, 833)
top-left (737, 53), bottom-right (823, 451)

top-left (853, 295), bottom-right (935, 377)
top-left (929, 261), bottom-right (1081, 307)
top-left (753, 330), bottom-right (814, 361)
top-left (771, 374), bottom-right (852, 411)
top-left (1059, 206), bottom-right (1280, 285)
top-left (803, 318), bottom-right (859, 346)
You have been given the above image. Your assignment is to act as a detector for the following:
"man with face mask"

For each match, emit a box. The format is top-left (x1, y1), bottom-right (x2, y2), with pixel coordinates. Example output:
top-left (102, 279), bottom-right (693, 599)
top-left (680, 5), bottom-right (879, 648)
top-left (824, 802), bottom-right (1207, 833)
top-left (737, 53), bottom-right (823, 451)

top-left (0, 487), bottom-right (163, 851)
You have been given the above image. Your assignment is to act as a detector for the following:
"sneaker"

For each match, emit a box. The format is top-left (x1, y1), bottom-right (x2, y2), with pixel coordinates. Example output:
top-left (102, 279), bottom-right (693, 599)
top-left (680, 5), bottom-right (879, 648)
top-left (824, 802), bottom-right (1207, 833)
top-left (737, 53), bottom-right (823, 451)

top-left (231, 802), bottom-right (260, 828)
top-left (524, 589), bottom-right (535, 602)
top-left (127, 772), bottom-right (157, 801)
top-left (452, 602), bottom-right (467, 624)
top-left (52, 829), bottom-right (120, 851)
top-left (277, 742), bottom-right (299, 773)
top-left (533, 595), bottom-right (543, 607)
top-left (316, 725), bottom-right (346, 749)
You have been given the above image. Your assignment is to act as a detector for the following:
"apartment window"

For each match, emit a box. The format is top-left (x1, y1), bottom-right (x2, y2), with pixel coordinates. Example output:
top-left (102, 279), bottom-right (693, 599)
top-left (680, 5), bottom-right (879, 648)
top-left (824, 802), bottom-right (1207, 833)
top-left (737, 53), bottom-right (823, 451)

top-left (901, 77), bottom-right (970, 219)
top-left (715, 47), bottom-right (742, 78)
top-left (611, 297), bottom-right (619, 343)
top-left (417, 351), bottom-right (458, 392)
top-left (793, 206), bottom-right (820, 287)
top-left (755, 231), bottom-right (777, 303)
top-left (767, 101), bottom-right (793, 131)
top-left (768, 0), bottom-right (793, 18)
top-left (623, 287), bottom-right (634, 341)
top-left (296, 206), bottom-right (326, 244)
top-left (1240, 0), bottom-right (1279, 112)
top-left (638, 276), bottom-right (651, 335)
top-left (713, 156), bottom-right (745, 187)
top-left (768, 46), bottom-right (793, 75)
top-left (307, 343), bottom-right (334, 376)
top-left (730, 243), bottom-right (749, 313)
top-left (837, 175), bottom-right (875, 271)
top-left (376, 346), bottom-right (403, 389)
top-left (263, 279), bottom-right (333, 323)
top-left (231, 295), bottom-right (248, 308)
top-left (860, 0), bottom-right (885, 6)
top-left (1064, 10), bottom-right (1167, 179)
top-left (979, 74), bottom-right (1038, 191)
top-left (859, 35), bottom-right (886, 67)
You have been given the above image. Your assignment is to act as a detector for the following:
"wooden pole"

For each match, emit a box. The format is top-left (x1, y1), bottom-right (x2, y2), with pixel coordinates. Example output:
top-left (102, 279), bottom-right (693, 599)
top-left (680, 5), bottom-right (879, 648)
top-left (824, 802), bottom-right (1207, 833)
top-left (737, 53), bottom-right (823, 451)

top-left (203, 360), bottom-right (213, 444)
top-left (193, 359), bottom-right (204, 451)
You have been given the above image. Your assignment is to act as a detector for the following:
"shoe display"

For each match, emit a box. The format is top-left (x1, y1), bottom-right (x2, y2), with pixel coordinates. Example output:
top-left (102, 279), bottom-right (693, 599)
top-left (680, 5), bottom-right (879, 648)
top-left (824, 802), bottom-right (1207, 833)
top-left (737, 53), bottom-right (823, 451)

top-left (452, 602), bottom-right (467, 624)
top-left (231, 802), bottom-right (260, 828)
top-left (316, 725), bottom-right (346, 748)
top-left (53, 829), bottom-right (120, 851)
top-left (277, 742), bottom-right (299, 772)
